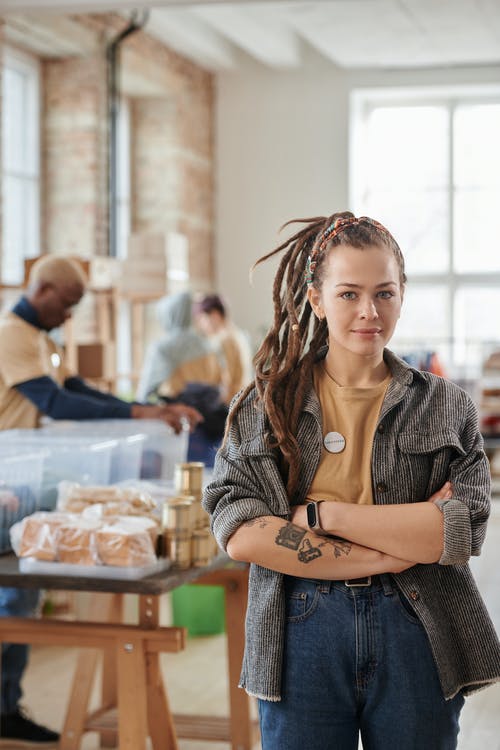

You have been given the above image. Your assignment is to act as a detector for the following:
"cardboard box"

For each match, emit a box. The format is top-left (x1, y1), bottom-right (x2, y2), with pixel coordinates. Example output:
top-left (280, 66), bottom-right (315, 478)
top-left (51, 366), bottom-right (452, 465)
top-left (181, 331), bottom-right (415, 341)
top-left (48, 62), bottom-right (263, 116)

top-left (77, 342), bottom-right (116, 380)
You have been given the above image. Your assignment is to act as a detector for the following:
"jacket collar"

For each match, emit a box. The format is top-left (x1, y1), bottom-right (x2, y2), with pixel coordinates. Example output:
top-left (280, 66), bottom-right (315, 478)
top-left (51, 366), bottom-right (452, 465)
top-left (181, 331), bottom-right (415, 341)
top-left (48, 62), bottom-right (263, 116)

top-left (302, 345), bottom-right (424, 422)
top-left (12, 296), bottom-right (41, 329)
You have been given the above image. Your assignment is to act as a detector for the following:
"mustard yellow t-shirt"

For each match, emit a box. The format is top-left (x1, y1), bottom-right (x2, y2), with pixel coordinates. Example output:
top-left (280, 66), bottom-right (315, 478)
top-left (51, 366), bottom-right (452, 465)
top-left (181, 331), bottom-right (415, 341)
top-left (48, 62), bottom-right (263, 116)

top-left (157, 350), bottom-right (223, 399)
top-left (0, 312), bottom-right (73, 429)
top-left (308, 363), bottom-right (391, 505)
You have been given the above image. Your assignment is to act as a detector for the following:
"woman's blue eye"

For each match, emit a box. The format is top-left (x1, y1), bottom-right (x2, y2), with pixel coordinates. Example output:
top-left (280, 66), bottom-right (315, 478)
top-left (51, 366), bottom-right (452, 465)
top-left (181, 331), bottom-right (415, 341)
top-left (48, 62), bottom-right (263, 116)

top-left (341, 292), bottom-right (357, 300)
top-left (378, 291), bottom-right (394, 299)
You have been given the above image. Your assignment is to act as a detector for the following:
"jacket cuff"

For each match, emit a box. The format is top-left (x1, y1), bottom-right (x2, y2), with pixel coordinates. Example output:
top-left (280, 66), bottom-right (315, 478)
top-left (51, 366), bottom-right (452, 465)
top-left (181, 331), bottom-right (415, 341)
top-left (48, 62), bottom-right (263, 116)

top-left (212, 497), bottom-right (274, 551)
top-left (436, 498), bottom-right (472, 565)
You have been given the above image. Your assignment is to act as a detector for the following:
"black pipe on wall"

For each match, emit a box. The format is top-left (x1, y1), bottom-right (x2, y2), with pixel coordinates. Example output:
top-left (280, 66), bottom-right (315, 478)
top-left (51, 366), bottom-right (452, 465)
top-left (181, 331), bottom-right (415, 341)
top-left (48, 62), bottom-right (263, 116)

top-left (106, 10), bottom-right (149, 258)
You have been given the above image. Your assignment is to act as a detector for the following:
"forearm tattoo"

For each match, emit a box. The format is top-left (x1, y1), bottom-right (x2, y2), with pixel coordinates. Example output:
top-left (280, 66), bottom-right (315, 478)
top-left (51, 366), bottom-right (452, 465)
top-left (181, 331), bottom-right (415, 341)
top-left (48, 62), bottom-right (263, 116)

top-left (243, 517), bottom-right (271, 529)
top-left (319, 537), bottom-right (352, 558)
top-left (275, 523), bottom-right (322, 564)
top-left (275, 523), bottom-right (306, 550)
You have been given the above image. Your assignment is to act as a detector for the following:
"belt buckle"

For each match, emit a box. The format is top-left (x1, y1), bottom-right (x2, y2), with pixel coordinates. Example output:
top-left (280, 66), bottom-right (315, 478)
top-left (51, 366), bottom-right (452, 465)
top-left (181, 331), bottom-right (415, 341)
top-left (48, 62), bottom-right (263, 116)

top-left (345, 576), bottom-right (372, 587)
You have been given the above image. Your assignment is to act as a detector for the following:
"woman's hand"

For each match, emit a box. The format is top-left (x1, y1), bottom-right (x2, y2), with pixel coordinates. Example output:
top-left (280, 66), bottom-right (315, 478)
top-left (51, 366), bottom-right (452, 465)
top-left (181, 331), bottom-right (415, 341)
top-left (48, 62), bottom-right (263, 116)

top-left (427, 481), bottom-right (453, 503)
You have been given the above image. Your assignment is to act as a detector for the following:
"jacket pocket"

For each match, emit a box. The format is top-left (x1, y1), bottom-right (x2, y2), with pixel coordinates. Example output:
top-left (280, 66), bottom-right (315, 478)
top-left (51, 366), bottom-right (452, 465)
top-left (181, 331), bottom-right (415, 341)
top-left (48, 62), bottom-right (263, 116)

top-left (397, 430), bottom-right (466, 500)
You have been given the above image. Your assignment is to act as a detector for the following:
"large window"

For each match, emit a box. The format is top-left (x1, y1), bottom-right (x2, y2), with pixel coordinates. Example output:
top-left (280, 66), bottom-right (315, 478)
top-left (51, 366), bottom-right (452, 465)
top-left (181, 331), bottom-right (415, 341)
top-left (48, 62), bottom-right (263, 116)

top-left (350, 86), bottom-right (500, 378)
top-left (1, 48), bottom-right (40, 284)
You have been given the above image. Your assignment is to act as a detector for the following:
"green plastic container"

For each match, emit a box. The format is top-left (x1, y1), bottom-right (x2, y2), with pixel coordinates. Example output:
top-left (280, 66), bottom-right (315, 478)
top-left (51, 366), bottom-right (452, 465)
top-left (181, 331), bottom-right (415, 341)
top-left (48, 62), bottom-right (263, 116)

top-left (172, 584), bottom-right (226, 636)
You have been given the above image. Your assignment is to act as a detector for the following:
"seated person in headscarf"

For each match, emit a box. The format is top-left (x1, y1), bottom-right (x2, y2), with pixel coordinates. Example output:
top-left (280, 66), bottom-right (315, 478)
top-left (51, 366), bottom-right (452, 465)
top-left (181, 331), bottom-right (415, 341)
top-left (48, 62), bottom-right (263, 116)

top-left (136, 291), bottom-right (223, 403)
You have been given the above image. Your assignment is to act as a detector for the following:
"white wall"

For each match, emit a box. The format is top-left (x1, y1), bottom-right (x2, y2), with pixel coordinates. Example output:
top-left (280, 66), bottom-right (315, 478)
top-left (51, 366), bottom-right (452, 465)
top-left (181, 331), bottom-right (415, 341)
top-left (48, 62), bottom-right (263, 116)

top-left (215, 53), bottom-right (500, 348)
top-left (215, 49), bottom-right (349, 347)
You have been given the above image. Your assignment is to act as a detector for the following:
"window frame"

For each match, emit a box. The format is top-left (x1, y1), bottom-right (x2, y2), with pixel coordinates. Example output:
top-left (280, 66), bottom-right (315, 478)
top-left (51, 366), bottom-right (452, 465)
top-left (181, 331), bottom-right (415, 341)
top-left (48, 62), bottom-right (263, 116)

top-left (1, 45), bottom-right (41, 285)
top-left (349, 84), bottom-right (500, 377)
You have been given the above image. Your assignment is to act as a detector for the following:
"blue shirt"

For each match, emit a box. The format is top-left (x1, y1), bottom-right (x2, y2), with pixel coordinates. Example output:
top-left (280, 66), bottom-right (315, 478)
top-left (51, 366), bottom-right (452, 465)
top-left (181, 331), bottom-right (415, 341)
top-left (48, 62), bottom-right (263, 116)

top-left (12, 297), bottom-right (132, 421)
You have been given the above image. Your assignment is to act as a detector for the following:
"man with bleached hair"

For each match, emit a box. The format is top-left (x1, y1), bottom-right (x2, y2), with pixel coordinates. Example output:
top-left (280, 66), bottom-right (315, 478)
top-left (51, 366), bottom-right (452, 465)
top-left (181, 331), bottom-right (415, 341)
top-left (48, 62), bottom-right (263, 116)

top-left (0, 255), bottom-right (201, 744)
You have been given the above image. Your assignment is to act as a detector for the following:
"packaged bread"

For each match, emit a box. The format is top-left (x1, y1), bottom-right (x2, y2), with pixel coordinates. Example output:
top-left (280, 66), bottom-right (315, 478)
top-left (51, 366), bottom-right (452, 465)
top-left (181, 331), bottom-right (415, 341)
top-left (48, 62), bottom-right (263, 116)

top-left (57, 482), bottom-right (156, 519)
top-left (15, 512), bottom-right (77, 561)
top-left (57, 518), bottom-right (100, 565)
top-left (96, 517), bottom-right (157, 567)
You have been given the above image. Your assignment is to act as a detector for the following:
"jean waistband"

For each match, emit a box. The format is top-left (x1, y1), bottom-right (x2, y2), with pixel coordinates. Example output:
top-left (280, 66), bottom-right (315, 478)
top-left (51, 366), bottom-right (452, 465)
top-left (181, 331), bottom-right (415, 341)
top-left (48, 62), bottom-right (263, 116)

top-left (311, 574), bottom-right (395, 596)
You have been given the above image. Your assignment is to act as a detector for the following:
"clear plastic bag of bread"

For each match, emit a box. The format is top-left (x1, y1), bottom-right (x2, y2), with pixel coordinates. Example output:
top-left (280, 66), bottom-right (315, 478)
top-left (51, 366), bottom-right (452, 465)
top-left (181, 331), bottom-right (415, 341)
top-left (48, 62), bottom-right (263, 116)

top-left (95, 516), bottom-right (158, 567)
top-left (10, 511), bottom-right (79, 561)
top-left (57, 481), bottom-right (157, 522)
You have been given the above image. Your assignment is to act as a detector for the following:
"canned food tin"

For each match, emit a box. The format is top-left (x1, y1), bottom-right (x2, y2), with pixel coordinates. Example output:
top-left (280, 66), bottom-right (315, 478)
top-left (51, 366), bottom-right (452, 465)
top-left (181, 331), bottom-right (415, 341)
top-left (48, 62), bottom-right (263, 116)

top-left (191, 528), bottom-right (213, 567)
top-left (166, 531), bottom-right (192, 570)
top-left (162, 496), bottom-right (195, 534)
top-left (174, 462), bottom-right (204, 500)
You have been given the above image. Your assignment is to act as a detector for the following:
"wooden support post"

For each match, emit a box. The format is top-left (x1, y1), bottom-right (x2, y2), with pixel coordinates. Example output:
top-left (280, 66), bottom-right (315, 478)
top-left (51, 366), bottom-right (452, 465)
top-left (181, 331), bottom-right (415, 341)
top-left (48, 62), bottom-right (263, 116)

top-left (140, 595), bottom-right (179, 750)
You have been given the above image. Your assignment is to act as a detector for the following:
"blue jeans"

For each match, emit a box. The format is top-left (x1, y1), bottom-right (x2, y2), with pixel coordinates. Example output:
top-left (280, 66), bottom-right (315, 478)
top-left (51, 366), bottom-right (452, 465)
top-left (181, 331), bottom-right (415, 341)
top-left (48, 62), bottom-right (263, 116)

top-left (258, 575), bottom-right (464, 750)
top-left (0, 587), bottom-right (40, 714)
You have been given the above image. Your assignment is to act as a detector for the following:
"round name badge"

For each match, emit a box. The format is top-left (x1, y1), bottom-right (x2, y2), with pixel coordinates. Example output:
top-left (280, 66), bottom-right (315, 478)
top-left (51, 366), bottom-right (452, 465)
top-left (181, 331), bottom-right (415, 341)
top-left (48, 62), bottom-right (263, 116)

top-left (324, 431), bottom-right (346, 454)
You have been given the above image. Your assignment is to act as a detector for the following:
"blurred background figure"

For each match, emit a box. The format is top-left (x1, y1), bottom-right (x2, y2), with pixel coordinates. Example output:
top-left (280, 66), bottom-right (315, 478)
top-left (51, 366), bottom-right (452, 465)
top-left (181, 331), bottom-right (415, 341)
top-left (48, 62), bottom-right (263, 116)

top-left (193, 293), bottom-right (253, 402)
top-left (136, 291), bottom-right (227, 466)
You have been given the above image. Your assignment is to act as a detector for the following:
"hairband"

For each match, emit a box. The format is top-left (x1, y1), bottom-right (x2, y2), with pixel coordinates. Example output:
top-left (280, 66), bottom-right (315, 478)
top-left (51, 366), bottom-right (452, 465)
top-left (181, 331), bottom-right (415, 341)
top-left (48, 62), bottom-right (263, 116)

top-left (305, 215), bottom-right (391, 286)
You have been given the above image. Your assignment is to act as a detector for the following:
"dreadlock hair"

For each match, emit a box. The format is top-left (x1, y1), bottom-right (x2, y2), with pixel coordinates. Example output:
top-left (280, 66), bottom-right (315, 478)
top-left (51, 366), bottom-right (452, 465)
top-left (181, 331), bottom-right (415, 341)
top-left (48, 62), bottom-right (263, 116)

top-left (225, 210), bottom-right (406, 499)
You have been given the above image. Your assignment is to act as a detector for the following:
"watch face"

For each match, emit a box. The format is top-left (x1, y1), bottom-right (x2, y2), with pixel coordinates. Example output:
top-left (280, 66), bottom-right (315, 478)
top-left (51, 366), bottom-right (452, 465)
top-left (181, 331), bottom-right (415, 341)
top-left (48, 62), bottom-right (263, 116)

top-left (306, 502), bottom-right (317, 528)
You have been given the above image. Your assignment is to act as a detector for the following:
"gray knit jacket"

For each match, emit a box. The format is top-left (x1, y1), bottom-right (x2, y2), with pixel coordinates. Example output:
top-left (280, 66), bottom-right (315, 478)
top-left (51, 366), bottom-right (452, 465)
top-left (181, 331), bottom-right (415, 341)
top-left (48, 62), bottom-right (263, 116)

top-left (203, 348), bottom-right (500, 701)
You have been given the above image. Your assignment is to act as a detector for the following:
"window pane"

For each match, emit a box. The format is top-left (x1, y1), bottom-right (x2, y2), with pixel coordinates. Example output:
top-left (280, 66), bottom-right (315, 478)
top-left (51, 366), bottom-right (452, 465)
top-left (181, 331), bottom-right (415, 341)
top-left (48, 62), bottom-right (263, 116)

top-left (391, 284), bottom-right (450, 372)
top-left (2, 67), bottom-right (26, 172)
top-left (365, 106), bottom-right (448, 189)
top-left (2, 175), bottom-right (25, 284)
top-left (362, 189), bottom-right (448, 274)
top-left (454, 104), bottom-right (500, 188)
top-left (454, 287), bottom-right (500, 344)
top-left (454, 189), bottom-right (500, 272)
top-left (392, 284), bottom-right (449, 342)
top-left (1, 52), bottom-right (40, 284)
top-left (2, 177), bottom-right (39, 284)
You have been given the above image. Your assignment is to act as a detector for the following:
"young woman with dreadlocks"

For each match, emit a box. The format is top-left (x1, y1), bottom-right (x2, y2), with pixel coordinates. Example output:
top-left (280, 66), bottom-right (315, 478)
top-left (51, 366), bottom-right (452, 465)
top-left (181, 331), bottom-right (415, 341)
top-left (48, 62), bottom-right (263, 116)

top-left (203, 212), bottom-right (500, 750)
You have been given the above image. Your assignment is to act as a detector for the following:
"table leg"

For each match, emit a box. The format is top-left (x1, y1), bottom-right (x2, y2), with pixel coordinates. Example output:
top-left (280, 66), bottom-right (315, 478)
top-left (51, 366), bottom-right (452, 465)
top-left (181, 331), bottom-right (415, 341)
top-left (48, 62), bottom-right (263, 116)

top-left (60, 593), bottom-right (119, 750)
top-left (139, 595), bottom-right (178, 750)
top-left (224, 571), bottom-right (253, 750)
top-left (59, 649), bottom-right (101, 750)
top-left (116, 635), bottom-right (149, 750)
top-left (100, 595), bottom-right (122, 748)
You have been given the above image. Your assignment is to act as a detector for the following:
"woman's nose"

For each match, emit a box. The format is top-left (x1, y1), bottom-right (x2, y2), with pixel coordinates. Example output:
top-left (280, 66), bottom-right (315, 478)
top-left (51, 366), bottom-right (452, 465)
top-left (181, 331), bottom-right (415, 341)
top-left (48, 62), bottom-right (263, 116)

top-left (359, 299), bottom-right (378, 319)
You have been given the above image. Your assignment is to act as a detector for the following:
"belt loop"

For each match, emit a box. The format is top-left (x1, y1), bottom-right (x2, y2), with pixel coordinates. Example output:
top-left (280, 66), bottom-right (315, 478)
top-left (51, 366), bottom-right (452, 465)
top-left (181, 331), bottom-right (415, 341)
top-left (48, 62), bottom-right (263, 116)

top-left (380, 573), bottom-right (394, 596)
top-left (318, 581), bottom-right (331, 594)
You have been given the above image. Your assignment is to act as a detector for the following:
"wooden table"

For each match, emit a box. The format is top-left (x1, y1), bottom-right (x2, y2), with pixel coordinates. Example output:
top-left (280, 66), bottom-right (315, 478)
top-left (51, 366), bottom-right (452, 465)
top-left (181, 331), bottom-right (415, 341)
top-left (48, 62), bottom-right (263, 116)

top-left (0, 554), bottom-right (259, 750)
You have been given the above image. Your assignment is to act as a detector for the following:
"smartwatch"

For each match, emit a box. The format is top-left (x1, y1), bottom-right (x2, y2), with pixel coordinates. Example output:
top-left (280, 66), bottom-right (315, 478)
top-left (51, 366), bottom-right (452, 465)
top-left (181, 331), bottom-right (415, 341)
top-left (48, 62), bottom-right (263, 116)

top-left (306, 500), bottom-right (324, 532)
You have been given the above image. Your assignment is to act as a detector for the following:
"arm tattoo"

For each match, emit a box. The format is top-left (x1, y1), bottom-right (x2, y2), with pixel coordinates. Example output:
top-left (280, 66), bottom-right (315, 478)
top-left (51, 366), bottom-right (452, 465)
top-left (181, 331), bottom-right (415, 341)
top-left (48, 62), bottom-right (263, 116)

top-left (319, 536), bottom-right (352, 558)
top-left (275, 522), bottom-right (306, 550)
top-left (242, 517), bottom-right (271, 529)
top-left (298, 538), bottom-right (322, 563)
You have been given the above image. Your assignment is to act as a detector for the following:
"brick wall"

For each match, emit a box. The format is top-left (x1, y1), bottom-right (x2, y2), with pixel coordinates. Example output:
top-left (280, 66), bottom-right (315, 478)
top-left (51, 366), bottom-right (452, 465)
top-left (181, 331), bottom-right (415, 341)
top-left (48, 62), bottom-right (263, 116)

top-left (42, 53), bottom-right (108, 258)
top-left (41, 13), bottom-right (215, 288)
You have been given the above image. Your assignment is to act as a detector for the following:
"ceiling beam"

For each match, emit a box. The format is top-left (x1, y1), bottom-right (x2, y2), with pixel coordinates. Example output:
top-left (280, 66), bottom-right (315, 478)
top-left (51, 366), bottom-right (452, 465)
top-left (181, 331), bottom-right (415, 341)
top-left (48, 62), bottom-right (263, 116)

top-left (147, 8), bottom-right (236, 71)
top-left (193, 4), bottom-right (301, 68)
top-left (0, 0), bottom-right (307, 12)
top-left (3, 13), bottom-right (99, 57)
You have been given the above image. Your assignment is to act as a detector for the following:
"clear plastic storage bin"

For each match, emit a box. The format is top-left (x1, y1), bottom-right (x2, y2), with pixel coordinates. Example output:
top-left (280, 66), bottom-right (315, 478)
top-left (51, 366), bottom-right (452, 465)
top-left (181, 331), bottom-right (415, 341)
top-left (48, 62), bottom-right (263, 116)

top-left (43, 419), bottom-right (188, 480)
top-left (0, 450), bottom-right (45, 553)
top-left (0, 431), bottom-right (116, 511)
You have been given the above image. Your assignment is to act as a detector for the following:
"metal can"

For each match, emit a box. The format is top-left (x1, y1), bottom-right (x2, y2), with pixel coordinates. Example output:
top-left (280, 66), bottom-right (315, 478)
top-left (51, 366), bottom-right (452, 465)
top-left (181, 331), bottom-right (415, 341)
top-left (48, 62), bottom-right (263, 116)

top-left (191, 528), bottom-right (213, 567)
top-left (162, 496), bottom-right (195, 535)
top-left (174, 462), bottom-right (204, 500)
top-left (166, 531), bottom-right (192, 570)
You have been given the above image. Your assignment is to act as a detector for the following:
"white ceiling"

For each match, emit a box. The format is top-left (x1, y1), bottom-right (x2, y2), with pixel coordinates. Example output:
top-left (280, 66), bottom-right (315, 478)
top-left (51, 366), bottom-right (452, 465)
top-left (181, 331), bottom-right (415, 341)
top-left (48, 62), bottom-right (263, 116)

top-left (2, 0), bottom-right (500, 71)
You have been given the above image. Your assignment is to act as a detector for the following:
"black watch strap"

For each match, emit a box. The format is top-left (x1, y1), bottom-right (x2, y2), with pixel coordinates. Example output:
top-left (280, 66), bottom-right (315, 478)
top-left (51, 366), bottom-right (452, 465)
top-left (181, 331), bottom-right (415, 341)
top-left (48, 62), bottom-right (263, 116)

top-left (306, 500), bottom-right (324, 531)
